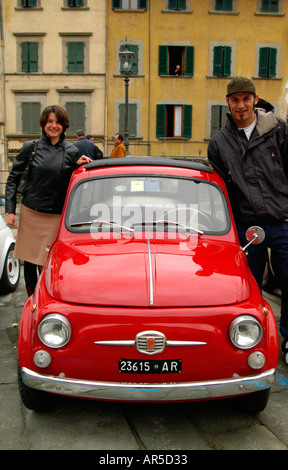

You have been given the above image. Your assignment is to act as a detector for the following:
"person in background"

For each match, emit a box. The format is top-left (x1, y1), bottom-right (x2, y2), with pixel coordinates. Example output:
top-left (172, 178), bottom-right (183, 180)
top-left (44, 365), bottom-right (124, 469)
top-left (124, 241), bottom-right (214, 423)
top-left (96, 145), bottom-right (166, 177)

top-left (74, 129), bottom-right (103, 160)
top-left (86, 134), bottom-right (103, 159)
top-left (208, 76), bottom-right (288, 363)
top-left (5, 105), bottom-right (91, 296)
top-left (110, 133), bottom-right (126, 158)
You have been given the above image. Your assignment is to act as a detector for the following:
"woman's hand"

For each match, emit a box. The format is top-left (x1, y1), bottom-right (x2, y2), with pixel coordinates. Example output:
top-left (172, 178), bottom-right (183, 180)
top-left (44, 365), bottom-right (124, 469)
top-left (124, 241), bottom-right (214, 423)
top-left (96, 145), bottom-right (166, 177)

top-left (5, 213), bottom-right (17, 227)
top-left (76, 155), bottom-right (92, 165)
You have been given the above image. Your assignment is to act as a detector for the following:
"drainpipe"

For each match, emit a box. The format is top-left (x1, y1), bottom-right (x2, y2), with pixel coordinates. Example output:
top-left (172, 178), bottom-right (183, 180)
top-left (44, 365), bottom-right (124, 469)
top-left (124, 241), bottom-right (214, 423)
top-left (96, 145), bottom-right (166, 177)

top-left (147, 0), bottom-right (151, 156)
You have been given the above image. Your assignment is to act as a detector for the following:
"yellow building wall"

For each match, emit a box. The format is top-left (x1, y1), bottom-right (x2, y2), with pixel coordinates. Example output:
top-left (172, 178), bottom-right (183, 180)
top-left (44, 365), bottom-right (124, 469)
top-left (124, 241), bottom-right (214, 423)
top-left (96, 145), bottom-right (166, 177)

top-left (107, 0), bottom-right (288, 159)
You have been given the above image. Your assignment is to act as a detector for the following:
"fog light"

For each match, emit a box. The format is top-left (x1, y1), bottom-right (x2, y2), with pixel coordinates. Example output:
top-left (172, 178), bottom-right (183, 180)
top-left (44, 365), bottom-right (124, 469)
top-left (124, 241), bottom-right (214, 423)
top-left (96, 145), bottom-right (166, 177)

top-left (247, 351), bottom-right (265, 369)
top-left (33, 350), bottom-right (52, 368)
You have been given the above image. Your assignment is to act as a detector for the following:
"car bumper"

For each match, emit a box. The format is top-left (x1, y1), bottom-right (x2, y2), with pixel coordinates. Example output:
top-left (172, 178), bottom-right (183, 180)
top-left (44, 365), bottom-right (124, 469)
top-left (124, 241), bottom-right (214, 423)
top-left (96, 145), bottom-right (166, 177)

top-left (21, 367), bottom-right (276, 402)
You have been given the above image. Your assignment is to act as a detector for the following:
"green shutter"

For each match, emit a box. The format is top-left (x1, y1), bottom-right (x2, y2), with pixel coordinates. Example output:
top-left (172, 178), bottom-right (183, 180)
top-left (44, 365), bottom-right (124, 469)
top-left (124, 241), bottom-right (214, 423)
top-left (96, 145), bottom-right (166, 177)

top-left (184, 46), bottom-right (194, 76)
top-left (213, 46), bottom-right (223, 76)
top-left (223, 46), bottom-right (231, 76)
top-left (168, 0), bottom-right (178, 9)
top-left (178, 0), bottom-right (186, 10)
top-left (120, 44), bottom-right (138, 75)
top-left (22, 102), bottom-right (40, 134)
top-left (259, 47), bottom-right (269, 77)
top-left (156, 105), bottom-right (166, 138)
top-left (67, 42), bottom-right (84, 72)
top-left (119, 103), bottom-right (137, 137)
top-left (66, 102), bottom-right (85, 134)
top-left (112, 0), bottom-right (121, 9)
top-left (21, 43), bottom-right (28, 72)
top-left (268, 48), bottom-right (277, 77)
top-left (139, 0), bottom-right (147, 9)
top-left (29, 42), bottom-right (38, 72)
top-left (158, 45), bottom-right (168, 75)
top-left (183, 105), bottom-right (192, 139)
top-left (21, 42), bottom-right (38, 72)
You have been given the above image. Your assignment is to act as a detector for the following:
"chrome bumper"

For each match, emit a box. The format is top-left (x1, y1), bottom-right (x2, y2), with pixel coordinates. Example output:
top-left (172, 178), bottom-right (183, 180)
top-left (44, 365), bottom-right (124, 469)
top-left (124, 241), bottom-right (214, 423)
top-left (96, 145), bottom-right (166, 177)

top-left (21, 367), bottom-right (276, 402)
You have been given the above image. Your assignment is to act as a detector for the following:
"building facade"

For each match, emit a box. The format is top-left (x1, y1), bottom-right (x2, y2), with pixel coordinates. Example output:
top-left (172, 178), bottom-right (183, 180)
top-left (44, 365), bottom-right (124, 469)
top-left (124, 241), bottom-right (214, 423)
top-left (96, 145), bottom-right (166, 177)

top-left (0, 0), bottom-right (288, 193)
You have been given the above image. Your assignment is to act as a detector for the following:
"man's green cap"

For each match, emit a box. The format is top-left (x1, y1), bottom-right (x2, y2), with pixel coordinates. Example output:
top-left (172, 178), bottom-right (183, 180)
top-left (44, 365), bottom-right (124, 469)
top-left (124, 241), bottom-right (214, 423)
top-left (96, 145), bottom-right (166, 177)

top-left (226, 76), bottom-right (256, 96)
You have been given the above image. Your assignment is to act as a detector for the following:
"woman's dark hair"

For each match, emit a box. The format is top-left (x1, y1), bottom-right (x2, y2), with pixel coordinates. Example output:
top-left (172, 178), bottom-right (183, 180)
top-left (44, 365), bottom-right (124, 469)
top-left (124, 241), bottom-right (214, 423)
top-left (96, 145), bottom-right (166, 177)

top-left (39, 105), bottom-right (70, 132)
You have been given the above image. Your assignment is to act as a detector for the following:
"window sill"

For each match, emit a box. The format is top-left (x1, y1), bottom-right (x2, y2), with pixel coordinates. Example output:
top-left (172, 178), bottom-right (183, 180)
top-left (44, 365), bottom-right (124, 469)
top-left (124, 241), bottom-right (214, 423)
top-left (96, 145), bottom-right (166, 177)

top-left (61, 7), bottom-right (90, 11)
top-left (254, 12), bottom-right (285, 16)
top-left (159, 75), bottom-right (193, 78)
top-left (112, 9), bottom-right (147, 13)
top-left (252, 76), bottom-right (282, 80)
top-left (161, 9), bottom-right (193, 14)
top-left (15, 7), bottom-right (43, 11)
top-left (208, 10), bottom-right (239, 15)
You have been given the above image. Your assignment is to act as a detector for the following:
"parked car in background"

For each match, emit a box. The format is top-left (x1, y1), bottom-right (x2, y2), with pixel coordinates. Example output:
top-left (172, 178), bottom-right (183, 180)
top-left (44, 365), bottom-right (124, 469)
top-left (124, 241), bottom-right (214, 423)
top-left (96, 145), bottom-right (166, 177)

top-left (0, 214), bottom-right (20, 294)
top-left (17, 157), bottom-right (278, 413)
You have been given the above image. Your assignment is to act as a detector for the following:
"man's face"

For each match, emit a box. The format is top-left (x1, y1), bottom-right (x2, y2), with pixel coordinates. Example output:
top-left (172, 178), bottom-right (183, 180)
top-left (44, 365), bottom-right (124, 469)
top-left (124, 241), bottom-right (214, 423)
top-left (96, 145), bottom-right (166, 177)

top-left (226, 92), bottom-right (259, 128)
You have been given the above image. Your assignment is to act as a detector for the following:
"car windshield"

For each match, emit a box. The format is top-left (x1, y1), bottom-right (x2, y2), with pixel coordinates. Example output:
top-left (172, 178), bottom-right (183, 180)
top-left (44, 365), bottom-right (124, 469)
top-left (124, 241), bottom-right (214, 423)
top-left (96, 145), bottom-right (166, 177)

top-left (65, 175), bottom-right (229, 235)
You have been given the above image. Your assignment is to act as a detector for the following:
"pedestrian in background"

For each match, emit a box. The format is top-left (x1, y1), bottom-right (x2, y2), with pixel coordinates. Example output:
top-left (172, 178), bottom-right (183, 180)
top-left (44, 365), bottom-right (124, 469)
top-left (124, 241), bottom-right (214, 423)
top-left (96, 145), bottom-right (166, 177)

top-left (5, 105), bottom-right (91, 296)
top-left (110, 133), bottom-right (126, 158)
top-left (208, 76), bottom-right (288, 362)
top-left (74, 129), bottom-right (103, 160)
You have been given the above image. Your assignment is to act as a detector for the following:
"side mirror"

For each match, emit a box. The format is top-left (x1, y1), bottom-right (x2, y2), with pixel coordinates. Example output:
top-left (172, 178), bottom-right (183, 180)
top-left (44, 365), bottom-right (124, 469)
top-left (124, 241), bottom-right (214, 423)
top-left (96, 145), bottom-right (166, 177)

top-left (242, 226), bottom-right (265, 253)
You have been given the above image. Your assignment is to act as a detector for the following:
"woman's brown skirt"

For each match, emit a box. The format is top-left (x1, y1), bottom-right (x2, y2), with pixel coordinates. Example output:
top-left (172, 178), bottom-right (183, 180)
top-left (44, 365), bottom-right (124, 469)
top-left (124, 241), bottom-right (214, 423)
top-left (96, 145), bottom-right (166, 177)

top-left (14, 204), bottom-right (61, 266)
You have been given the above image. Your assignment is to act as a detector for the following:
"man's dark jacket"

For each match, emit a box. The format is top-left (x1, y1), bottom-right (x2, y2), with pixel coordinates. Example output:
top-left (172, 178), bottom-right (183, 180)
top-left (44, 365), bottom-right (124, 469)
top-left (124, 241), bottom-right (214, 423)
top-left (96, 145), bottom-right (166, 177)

top-left (208, 109), bottom-right (288, 226)
top-left (5, 132), bottom-right (80, 215)
top-left (73, 137), bottom-right (103, 160)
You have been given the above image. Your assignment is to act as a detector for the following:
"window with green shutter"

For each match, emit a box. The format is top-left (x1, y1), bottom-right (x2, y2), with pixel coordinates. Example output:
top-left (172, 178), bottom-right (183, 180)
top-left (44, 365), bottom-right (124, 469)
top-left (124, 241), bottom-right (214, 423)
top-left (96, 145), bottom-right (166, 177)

top-left (215, 0), bottom-right (233, 11)
top-left (211, 105), bottom-right (229, 137)
top-left (112, 0), bottom-right (147, 9)
top-left (68, 0), bottom-right (84, 6)
top-left (158, 45), bottom-right (194, 76)
top-left (119, 103), bottom-right (137, 137)
top-left (67, 42), bottom-right (84, 73)
top-left (21, 102), bottom-right (41, 134)
top-left (156, 104), bottom-right (192, 138)
top-left (66, 102), bottom-right (85, 134)
top-left (261, 0), bottom-right (279, 12)
top-left (21, 42), bottom-right (38, 73)
top-left (21, 0), bottom-right (37, 7)
top-left (259, 47), bottom-right (277, 77)
top-left (168, 0), bottom-right (186, 10)
top-left (213, 46), bottom-right (231, 76)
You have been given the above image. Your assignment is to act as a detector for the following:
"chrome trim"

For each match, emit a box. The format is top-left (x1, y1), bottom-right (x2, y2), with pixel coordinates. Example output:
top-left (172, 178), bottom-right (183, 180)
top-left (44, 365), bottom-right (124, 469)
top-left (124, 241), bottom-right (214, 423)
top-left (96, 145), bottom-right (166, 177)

top-left (93, 339), bottom-right (207, 347)
top-left (21, 367), bottom-right (275, 402)
top-left (147, 239), bottom-right (154, 306)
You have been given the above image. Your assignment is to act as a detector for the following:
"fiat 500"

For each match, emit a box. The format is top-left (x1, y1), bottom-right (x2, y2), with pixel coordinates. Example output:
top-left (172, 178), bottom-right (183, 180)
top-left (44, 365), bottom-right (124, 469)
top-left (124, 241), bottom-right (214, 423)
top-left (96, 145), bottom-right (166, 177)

top-left (18, 157), bottom-right (278, 413)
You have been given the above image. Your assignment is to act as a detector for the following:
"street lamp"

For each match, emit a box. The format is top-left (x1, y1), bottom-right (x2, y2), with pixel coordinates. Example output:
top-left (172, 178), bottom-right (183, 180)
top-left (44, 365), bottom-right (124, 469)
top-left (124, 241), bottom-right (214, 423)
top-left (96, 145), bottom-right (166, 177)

top-left (119, 38), bottom-right (135, 155)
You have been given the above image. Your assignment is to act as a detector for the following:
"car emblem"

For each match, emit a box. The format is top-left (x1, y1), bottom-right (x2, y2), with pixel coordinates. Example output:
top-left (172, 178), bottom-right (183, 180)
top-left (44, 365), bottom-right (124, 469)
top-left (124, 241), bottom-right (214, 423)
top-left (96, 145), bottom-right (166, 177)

top-left (136, 330), bottom-right (166, 355)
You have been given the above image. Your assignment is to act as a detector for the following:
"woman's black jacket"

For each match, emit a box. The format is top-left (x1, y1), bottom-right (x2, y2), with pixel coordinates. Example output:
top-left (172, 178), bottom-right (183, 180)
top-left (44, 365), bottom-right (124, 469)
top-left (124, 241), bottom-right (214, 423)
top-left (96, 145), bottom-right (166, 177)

top-left (5, 132), bottom-right (80, 215)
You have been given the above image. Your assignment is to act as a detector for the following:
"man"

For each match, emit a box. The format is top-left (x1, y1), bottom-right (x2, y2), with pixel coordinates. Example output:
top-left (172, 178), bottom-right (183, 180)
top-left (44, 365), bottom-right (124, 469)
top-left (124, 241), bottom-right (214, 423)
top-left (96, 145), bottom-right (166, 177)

top-left (73, 130), bottom-right (102, 160)
top-left (110, 133), bottom-right (126, 158)
top-left (86, 134), bottom-right (103, 159)
top-left (208, 76), bottom-right (288, 361)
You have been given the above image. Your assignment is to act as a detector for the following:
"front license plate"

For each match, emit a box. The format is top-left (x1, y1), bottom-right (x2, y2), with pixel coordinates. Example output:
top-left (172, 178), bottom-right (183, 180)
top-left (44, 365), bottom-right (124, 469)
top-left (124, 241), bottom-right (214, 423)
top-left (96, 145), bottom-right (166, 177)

top-left (119, 359), bottom-right (182, 374)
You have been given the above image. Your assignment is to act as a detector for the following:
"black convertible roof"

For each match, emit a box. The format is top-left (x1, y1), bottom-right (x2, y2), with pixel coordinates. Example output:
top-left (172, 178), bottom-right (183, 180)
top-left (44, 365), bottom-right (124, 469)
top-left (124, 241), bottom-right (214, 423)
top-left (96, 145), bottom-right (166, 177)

top-left (85, 156), bottom-right (212, 173)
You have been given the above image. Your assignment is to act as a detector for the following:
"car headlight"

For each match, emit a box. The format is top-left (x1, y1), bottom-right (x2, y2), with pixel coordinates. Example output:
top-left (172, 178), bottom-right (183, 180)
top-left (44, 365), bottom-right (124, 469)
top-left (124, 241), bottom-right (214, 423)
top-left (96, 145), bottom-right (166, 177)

top-left (229, 315), bottom-right (263, 349)
top-left (38, 314), bottom-right (72, 348)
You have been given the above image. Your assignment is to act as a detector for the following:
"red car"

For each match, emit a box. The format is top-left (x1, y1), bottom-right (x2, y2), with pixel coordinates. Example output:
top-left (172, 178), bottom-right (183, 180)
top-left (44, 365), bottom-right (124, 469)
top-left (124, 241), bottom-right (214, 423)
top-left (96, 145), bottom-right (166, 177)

top-left (18, 157), bottom-right (278, 413)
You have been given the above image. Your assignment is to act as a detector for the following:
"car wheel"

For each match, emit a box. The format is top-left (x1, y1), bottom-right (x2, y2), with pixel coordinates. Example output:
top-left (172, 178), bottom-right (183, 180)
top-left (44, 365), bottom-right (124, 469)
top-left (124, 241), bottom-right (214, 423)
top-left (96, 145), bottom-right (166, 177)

top-left (0, 244), bottom-right (20, 294)
top-left (238, 388), bottom-right (271, 415)
top-left (17, 364), bottom-right (53, 412)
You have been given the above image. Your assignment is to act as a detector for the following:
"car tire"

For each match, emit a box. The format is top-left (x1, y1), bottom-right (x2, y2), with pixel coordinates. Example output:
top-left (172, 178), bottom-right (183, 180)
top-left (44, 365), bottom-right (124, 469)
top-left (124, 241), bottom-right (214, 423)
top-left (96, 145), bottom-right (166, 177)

top-left (17, 364), bottom-right (53, 412)
top-left (0, 244), bottom-right (20, 294)
top-left (238, 388), bottom-right (271, 415)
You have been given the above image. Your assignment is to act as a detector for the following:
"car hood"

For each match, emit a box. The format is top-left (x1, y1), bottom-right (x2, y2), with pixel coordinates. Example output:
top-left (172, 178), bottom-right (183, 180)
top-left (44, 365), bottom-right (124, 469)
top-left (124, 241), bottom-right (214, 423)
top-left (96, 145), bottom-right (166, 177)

top-left (45, 237), bottom-right (251, 307)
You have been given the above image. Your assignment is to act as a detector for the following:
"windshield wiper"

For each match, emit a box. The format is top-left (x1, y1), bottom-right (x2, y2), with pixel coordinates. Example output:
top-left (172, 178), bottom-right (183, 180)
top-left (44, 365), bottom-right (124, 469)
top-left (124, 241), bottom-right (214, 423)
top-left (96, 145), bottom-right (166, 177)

top-left (70, 219), bottom-right (134, 233)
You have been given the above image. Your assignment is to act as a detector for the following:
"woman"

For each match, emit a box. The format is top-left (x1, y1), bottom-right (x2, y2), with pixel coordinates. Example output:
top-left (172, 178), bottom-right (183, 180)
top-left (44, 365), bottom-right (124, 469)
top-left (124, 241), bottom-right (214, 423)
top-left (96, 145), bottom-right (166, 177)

top-left (5, 105), bottom-right (91, 296)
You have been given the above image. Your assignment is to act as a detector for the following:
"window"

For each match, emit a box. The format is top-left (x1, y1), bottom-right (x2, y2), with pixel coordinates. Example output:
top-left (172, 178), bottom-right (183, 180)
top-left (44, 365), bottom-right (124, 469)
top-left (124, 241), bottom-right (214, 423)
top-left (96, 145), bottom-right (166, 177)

top-left (21, 102), bottom-right (41, 134)
top-left (67, 42), bottom-right (84, 72)
top-left (21, 42), bottom-right (38, 73)
top-left (158, 45), bottom-right (194, 76)
top-left (261, 0), bottom-right (279, 12)
top-left (213, 46), bottom-right (231, 76)
top-left (120, 44), bottom-right (139, 75)
top-left (211, 105), bottom-right (228, 137)
top-left (20, 0), bottom-right (37, 7)
top-left (258, 47), bottom-right (277, 77)
top-left (112, 0), bottom-right (147, 9)
top-left (215, 0), bottom-right (233, 10)
top-left (119, 104), bottom-right (137, 137)
top-left (156, 104), bottom-right (192, 138)
top-left (66, 102), bottom-right (85, 134)
top-left (168, 0), bottom-right (186, 10)
top-left (67, 0), bottom-right (84, 6)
